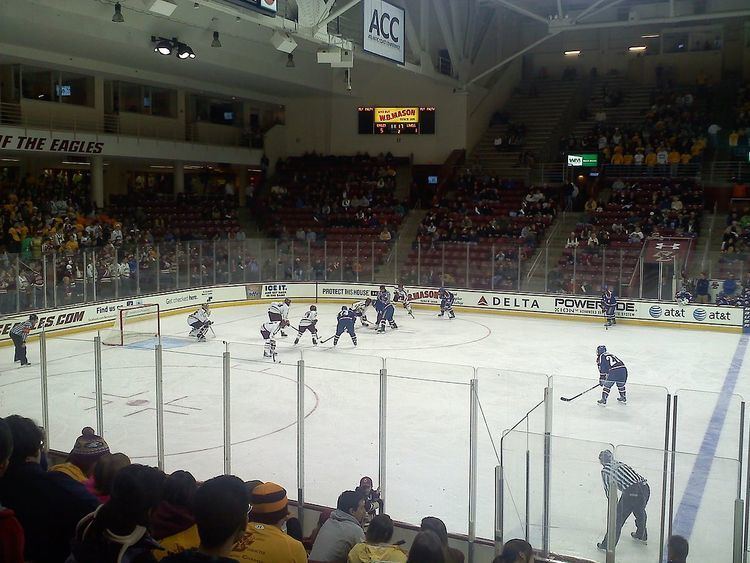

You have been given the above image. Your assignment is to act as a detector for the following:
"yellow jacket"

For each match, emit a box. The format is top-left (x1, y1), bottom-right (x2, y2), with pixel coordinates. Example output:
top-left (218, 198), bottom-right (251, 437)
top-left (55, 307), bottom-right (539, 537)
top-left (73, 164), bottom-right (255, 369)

top-left (231, 521), bottom-right (307, 563)
top-left (153, 524), bottom-right (200, 560)
top-left (348, 542), bottom-right (408, 563)
top-left (50, 462), bottom-right (87, 483)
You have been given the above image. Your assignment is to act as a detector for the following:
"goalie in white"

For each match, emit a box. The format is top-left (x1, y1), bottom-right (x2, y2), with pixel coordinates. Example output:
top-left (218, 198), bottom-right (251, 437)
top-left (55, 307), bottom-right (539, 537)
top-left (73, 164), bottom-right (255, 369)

top-left (393, 283), bottom-right (414, 318)
top-left (294, 305), bottom-right (319, 345)
top-left (187, 303), bottom-right (212, 342)
top-left (260, 321), bottom-right (281, 361)
top-left (268, 298), bottom-right (291, 337)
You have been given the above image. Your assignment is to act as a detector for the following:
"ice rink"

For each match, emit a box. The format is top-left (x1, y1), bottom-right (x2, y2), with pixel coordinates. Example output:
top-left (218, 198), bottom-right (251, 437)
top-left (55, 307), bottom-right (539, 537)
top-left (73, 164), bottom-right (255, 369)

top-left (2, 301), bottom-right (748, 562)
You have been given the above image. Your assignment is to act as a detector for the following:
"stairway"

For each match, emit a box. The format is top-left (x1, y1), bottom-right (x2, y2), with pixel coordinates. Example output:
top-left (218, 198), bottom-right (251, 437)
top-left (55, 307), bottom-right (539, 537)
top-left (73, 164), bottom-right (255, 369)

top-left (470, 79), bottom-right (582, 178)
top-left (523, 212), bottom-right (585, 292)
top-left (375, 209), bottom-right (428, 282)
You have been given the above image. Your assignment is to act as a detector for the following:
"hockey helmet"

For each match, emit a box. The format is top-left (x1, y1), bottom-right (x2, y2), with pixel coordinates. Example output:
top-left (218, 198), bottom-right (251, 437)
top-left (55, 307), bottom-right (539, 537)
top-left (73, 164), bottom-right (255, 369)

top-left (359, 476), bottom-right (373, 489)
top-left (29, 313), bottom-right (39, 322)
top-left (598, 449), bottom-right (613, 464)
top-left (341, 306), bottom-right (348, 311)
top-left (365, 298), bottom-right (372, 305)
top-left (284, 298), bottom-right (291, 305)
top-left (596, 345), bottom-right (607, 356)
top-left (379, 285), bottom-right (386, 291)
top-left (201, 303), bottom-right (210, 311)
top-left (310, 305), bottom-right (317, 311)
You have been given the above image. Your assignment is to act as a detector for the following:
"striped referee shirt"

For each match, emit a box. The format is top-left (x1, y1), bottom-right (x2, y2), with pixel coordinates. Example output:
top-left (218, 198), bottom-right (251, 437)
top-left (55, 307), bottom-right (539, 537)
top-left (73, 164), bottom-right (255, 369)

top-left (10, 320), bottom-right (33, 341)
top-left (601, 461), bottom-right (647, 498)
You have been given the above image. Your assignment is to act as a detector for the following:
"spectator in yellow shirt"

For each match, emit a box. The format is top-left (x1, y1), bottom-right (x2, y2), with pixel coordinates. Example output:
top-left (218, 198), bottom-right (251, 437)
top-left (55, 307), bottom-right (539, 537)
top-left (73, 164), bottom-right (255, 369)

top-left (645, 152), bottom-right (657, 167)
top-left (611, 153), bottom-right (624, 165)
top-left (161, 475), bottom-right (250, 563)
top-left (348, 514), bottom-right (407, 563)
top-left (232, 482), bottom-right (307, 563)
top-left (668, 149), bottom-right (681, 164)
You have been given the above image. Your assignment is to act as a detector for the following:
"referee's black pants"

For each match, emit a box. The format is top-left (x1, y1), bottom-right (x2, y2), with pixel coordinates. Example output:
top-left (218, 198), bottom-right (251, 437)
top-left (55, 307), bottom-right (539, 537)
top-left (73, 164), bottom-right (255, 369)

top-left (11, 333), bottom-right (28, 364)
top-left (603, 482), bottom-right (650, 546)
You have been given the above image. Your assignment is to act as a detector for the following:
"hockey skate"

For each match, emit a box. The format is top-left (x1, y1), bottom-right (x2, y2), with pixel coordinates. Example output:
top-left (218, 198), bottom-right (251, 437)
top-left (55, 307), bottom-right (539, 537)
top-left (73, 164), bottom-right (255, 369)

top-left (597, 398), bottom-right (607, 405)
top-left (449, 311), bottom-right (455, 319)
top-left (596, 542), bottom-right (607, 551)
top-left (617, 396), bottom-right (627, 404)
top-left (389, 322), bottom-right (398, 329)
top-left (197, 336), bottom-right (206, 342)
top-left (437, 311), bottom-right (444, 317)
top-left (189, 328), bottom-right (199, 337)
top-left (408, 311), bottom-right (415, 318)
top-left (280, 331), bottom-right (288, 337)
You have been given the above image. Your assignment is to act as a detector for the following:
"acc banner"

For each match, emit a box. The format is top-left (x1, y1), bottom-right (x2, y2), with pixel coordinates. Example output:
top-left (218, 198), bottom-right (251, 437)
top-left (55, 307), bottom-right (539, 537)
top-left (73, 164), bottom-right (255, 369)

top-left (374, 107), bottom-right (418, 123)
top-left (363, 0), bottom-right (405, 64)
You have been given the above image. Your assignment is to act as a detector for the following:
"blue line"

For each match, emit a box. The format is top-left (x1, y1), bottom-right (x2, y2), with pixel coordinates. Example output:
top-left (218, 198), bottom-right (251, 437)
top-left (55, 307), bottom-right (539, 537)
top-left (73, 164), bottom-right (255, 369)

top-left (672, 335), bottom-right (749, 539)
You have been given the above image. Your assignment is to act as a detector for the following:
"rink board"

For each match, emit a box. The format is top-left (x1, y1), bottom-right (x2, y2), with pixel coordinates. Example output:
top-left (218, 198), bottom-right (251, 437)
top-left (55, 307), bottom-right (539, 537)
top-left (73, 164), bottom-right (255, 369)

top-left (0, 281), bottom-right (743, 344)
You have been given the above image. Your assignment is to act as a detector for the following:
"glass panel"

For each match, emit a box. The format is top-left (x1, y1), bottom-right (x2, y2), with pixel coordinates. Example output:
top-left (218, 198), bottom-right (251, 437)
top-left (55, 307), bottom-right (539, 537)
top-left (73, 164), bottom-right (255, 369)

top-left (671, 451), bottom-right (739, 562)
top-left (0, 334), bottom-right (42, 426)
top-left (302, 350), bottom-right (381, 507)
top-left (151, 86), bottom-right (177, 117)
top-left (550, 375), bottom-right (669, 450)
top-left (675, 389), bottom-right (744, 459)
top-left (44, 335), bottom-right (97, 453)
top-left (230, 342), bottom-right (300, 496)
top-left (548, 435), bottom-right (613, 560)
top-left (99, 337), bottom-right (157, 465)
top-left (476, 369), bottom-right (548, 539)
top-left (386, 358), bottom-right (473, 533)
top-left (58, 72), bottom-right (94, 106)
top-left (158, 242), bottom-right (178, 293)
top-left (22, 66), bottom-right (54, 101)
top-left (160, 345), bottom-right (224, 479)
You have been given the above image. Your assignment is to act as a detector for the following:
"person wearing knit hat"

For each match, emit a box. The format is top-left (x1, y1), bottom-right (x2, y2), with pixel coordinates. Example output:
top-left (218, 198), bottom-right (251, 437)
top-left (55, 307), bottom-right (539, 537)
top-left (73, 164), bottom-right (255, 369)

top-left (50, 427), bottom-right (110, 483)
top-left (231, 482), bottom-right (307, 563)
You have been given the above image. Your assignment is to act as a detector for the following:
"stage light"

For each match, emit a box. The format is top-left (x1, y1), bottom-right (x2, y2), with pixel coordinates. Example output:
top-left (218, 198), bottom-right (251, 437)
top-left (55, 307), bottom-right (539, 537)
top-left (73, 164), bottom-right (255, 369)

top-left (112, 2), bottom-right (124, 22)
top-left (211, 31), bottom-right (222, 48)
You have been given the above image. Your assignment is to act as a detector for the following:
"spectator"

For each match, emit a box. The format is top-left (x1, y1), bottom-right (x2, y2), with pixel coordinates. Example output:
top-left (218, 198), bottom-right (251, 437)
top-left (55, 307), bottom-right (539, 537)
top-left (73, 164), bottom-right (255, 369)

top-left (67, 464), bottom-right (166, 563)
top-left (420, 517), bottom-right (464, 563)
top-left (407, 531), bottom-right (445, 563)
top-left (354, 476), bottom-right (383, 523)
top-left (151, 470), bottom-right (198, 542)
top-left (162, 475), bottom-right (250, 563)
top-left (347, 514), bottom-right (406, 563)
top-left (0, 417), bottom-right (24, 563)
top-left (0, 415), bottom-right (98, 563)
top-left (304, 509), bottom-right (333, 551)
top-left (51, 426), bottom-right (111, 483)
top-left (85, 452), bottom-right (131, 503)
top-left (695, 272), bottom-right (710, 304)
top-left (667, 534), bottom-right (689, 562)
top-left (309, 490), bottom-right (366, 562)
top-left (493, 539), bottom-right (533, 562)
top-left (721, 223), bottom-right (739, 252)
top-left (233, 481), bottom-right (306, 562)
top-left (379, 228), bottom-right (392, 243)
top-left (724, 275), bottom-right (738, 296)
top-left (584, 197), bottom-right (598, 220)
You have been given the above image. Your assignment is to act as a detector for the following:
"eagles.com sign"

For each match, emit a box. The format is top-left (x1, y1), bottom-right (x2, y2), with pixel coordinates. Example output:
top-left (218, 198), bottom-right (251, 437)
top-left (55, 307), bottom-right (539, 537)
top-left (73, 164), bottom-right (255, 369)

top-left (363, 0), bottom-right (405, 64)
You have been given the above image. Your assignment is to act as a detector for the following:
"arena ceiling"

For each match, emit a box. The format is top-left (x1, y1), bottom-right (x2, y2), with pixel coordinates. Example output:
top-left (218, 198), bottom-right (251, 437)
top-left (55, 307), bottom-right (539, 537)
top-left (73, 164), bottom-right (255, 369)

top-left (1, 0), bottom-right (749, 102)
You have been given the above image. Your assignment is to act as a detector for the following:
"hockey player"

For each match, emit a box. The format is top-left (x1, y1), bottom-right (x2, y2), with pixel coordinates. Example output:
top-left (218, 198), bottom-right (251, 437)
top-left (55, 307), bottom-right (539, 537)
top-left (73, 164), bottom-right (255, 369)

top-left (675, 286), bottom-right (693, 306)
top-left (260, 321), bottom-right (281, 361)
top-left (601, 287), bottom-right (617, 327)
top-left (333, 306), bottom-right (358, 347)
top-left (351, 298), bottom-right (373, 326)
top-left (393, 283), bottom-right (414, 318)
top-left (187, 303), bottom-right (212, 342)
top-left (294, 305), bottom-right (319, 346)
top-left (437, 287), bottom-right (456, 319)
top-left (268, 298), bottom-right (291, 337)
top-left (596, 345), bottom-right (628, 405)
top-left (374, 285), bottom-right (397, 333)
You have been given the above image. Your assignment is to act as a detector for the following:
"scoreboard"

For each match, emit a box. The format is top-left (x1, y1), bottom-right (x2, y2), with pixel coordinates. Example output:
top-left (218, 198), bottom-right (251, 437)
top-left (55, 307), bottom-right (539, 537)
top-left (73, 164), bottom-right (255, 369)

top-left (358, 107), bottom-right (436, 135)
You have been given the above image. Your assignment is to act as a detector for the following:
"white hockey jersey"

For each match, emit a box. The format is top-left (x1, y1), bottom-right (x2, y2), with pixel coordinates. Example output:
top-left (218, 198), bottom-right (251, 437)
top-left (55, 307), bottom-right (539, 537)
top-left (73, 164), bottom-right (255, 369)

top-left (299, 309), bottom-right (318, 327)
top-left (261, 321), bottom-right (280, 338)
top-left (187, 308), bottom-right (209, 325)
top-left (352, 300), bottom-right (370, 314)
top-left (393, 286), bottom-right (409, 302)
top-left (268, 302), bottom-right (290, 319)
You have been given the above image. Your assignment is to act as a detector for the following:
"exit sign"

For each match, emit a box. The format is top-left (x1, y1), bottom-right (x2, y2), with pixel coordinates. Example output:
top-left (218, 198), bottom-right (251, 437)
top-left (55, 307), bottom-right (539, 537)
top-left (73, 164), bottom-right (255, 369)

top-left (567, 153), bottom-right (598, 167)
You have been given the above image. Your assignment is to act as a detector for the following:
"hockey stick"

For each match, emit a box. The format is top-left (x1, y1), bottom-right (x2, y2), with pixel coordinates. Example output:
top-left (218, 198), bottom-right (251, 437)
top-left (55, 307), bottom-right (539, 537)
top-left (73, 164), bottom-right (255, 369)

top-left (320, 335), bottom-right (336, 344)
top-left (560, 383), bottom-right (600, 402)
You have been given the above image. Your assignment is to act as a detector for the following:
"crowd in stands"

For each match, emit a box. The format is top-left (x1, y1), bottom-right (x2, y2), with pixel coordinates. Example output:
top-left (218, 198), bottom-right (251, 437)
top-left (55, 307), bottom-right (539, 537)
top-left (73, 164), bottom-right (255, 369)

top-left (561, 87), bottom-right (710, 167)
top-left (406, 171), bottom-right (555, 289)
top-left (728, 83), bottom-right (750, 159)
top-left (0, 416), bottom-right (546, 563)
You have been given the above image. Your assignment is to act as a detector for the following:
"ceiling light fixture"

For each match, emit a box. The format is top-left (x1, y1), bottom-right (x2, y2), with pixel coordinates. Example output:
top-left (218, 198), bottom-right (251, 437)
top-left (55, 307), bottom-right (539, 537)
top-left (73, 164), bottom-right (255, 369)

top-left (286, 53), bottom-right (295, 68)
top-left (112, 2), bottom-right (125, 23)
top-left (628, 45), bottom-right (647, 52)
top-left (564, 50), bottom-right (581, 56)
top-left (235, 16), bottom-right (241, 22)
top-left (642, 34), bottom-right (660, 38)
top-left (194, 2), bottom-right (200, 8)
top-left (152, 36), bottom-right (174, 55)
top-left (211, 31), bottom-right (222, 48)
top-left (177, 43), bottom-right (196, 59)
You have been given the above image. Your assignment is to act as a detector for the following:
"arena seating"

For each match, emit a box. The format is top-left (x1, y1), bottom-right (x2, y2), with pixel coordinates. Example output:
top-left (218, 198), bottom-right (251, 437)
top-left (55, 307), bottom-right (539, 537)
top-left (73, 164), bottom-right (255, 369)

top-left (404, 174), bottom-right (557, 289)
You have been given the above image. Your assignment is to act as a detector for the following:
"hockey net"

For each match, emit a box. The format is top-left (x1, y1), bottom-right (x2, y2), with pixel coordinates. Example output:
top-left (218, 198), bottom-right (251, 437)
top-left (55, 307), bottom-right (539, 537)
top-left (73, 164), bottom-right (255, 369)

top-left (101, 303), bottom-right (161, 346)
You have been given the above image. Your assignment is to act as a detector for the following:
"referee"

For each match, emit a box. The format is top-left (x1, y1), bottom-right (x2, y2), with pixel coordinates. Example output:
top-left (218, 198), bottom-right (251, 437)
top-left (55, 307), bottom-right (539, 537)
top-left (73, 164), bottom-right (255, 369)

top-left (10, 313), bottom-right (38, 366)
top-left (597, 449), bottom-right (649, 550)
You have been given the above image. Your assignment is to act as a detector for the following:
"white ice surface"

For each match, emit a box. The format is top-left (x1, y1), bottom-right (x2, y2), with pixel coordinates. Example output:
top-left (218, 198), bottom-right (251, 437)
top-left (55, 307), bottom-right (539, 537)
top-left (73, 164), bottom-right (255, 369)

top-left (1, 303), bottom-right (748, 562)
